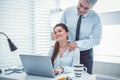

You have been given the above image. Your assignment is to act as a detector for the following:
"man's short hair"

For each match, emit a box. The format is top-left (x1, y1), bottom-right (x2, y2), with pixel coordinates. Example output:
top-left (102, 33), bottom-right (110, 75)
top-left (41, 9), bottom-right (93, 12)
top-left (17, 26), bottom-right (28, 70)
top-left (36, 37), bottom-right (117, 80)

top-left (87, 0), bottom-right (97, 5)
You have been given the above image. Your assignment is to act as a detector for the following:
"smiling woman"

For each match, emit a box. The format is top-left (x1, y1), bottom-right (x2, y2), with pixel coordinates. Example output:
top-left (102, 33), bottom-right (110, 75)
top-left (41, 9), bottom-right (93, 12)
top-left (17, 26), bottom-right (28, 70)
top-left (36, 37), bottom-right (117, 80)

top-left (48, 23), bottom-right (80, 75)
top-left (53, 23), bottom-right (69, 42)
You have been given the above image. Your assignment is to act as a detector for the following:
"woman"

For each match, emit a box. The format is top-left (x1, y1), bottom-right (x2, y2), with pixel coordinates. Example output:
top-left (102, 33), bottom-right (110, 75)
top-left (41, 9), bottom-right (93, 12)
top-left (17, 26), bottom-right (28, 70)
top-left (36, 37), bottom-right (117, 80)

top-left (48, 23), bottom-right (80, 75)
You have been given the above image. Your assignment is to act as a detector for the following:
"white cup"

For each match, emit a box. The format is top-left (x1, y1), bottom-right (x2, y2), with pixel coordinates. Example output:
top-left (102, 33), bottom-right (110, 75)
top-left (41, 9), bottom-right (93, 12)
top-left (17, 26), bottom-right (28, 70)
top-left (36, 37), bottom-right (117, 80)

top-left (74, 64), bottom-right (87, 77)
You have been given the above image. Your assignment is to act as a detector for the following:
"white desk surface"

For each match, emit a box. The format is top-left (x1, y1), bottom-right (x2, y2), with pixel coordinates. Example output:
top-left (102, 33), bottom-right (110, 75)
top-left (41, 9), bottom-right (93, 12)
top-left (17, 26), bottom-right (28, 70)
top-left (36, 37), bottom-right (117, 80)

top-left (0, 71), bottom-right (96, 80)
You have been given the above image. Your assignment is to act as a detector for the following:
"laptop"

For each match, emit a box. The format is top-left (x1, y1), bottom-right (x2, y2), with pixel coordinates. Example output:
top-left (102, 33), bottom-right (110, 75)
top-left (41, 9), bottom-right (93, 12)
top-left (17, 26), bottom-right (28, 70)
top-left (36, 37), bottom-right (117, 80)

top-left (19, 54), bottom-right (55, 77)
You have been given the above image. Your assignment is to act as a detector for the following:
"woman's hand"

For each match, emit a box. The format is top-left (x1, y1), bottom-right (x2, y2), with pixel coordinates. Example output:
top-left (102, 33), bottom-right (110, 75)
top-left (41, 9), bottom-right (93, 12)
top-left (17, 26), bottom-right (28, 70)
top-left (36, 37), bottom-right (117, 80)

top-left (54, 68), bottom-right (64, 75)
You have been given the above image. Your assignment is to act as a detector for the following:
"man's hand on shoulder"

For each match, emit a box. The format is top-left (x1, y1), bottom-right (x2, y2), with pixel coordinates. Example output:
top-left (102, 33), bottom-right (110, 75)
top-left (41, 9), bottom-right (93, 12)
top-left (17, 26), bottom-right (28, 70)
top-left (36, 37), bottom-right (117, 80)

top-left (67, 42), bottom-right (78, 52)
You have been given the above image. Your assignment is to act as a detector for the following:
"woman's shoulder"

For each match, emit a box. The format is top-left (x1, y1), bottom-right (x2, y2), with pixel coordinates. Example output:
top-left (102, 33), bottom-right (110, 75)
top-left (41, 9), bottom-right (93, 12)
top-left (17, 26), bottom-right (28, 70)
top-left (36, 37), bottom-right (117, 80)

top-left (74, 48), bottom-right (80, 53)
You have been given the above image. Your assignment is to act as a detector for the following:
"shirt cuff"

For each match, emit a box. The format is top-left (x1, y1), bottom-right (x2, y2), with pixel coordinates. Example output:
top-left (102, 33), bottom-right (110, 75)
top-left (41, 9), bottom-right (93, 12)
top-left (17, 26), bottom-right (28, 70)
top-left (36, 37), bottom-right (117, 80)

top-left (62, 66), bottom-right (74, 73)
top-left (76, 41), bottom-right (82, 50)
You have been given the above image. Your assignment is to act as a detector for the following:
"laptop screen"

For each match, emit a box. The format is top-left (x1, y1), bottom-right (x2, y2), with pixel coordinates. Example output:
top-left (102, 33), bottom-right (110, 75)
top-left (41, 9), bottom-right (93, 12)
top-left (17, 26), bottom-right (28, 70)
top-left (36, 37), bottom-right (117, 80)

top-left (19, 54), bottom-right (55, 77)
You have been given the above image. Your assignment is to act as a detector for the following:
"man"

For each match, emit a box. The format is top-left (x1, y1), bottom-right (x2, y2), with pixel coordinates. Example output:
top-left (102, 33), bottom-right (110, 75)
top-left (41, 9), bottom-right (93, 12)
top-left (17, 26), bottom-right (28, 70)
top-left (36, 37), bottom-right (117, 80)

top-left (60, 0), bottom-right (102, 74)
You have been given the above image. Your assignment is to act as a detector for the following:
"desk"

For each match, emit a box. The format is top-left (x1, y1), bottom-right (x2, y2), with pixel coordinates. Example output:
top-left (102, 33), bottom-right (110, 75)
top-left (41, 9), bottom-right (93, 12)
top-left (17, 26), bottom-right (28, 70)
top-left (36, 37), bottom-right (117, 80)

top-left (0, 71), bottom-right (96, 80)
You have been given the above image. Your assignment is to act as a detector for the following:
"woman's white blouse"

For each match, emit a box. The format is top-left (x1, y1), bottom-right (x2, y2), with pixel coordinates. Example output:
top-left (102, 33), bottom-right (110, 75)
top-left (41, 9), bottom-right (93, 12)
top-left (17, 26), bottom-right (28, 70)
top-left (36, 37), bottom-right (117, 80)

top-left (48, 47), bottom-right (80, 73)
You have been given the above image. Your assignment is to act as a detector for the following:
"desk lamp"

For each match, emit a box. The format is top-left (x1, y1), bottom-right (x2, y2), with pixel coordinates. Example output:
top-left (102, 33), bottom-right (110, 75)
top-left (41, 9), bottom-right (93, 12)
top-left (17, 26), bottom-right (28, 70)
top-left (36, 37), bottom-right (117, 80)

top-left (0, 32), bottom-right (17, 73)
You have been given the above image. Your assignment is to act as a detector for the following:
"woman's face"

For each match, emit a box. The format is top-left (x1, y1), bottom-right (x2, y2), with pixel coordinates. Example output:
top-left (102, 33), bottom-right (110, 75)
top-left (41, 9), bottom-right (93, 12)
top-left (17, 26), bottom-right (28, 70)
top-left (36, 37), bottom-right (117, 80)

top-left (53, 26), bottom-right (68, 42)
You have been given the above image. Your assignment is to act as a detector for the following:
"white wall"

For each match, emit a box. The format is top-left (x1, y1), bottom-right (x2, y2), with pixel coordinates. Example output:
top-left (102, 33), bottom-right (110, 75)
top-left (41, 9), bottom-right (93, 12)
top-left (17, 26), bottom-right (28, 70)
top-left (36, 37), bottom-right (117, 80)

top-left (93, 61), bottom-right (120, 79)
top-left (93, 11), bottom-right (120, 80)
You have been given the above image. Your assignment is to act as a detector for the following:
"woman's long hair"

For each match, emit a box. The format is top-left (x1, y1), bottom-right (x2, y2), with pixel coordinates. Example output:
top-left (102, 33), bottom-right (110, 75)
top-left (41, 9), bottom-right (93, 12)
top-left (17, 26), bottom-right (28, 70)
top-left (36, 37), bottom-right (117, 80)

top-left (51, 23), bottom-right (69, 65)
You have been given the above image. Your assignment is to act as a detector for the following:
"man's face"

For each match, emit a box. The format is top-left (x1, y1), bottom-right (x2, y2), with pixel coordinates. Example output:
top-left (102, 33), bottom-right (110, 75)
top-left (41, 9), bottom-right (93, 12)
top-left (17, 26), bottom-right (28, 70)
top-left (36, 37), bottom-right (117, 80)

top-left (77, 0), bottom-right (92, 15)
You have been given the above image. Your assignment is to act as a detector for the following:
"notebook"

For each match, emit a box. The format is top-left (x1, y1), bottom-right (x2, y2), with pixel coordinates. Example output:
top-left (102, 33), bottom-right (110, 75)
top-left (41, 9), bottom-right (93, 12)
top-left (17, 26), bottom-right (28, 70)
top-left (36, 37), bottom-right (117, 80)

top-left (19, 54), bottom-right (55, 77)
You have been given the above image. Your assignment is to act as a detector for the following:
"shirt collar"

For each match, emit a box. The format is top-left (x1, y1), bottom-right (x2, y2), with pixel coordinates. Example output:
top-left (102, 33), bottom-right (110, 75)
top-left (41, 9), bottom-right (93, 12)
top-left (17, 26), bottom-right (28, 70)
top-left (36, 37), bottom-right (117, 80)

top-left (75, 7), bottom-right (88, 18)
top-left (59, 48), bottom-right (69, 58)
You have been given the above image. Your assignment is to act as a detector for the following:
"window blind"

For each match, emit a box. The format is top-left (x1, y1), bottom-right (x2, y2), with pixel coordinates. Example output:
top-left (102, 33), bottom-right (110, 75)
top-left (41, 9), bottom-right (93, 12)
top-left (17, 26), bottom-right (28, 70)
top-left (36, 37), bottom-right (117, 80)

top-left (0, 0), bottom-right (57, 68)
top-left (0, 0), bottom-right (34, 68)
top-left (35, 0), bottom-right (57, 55)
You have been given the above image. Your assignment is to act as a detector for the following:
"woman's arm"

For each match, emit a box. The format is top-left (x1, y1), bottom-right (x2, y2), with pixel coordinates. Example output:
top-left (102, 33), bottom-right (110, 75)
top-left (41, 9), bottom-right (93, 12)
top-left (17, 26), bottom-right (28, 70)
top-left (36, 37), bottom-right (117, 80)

top-left (62, 48), bottom-right (80, 73)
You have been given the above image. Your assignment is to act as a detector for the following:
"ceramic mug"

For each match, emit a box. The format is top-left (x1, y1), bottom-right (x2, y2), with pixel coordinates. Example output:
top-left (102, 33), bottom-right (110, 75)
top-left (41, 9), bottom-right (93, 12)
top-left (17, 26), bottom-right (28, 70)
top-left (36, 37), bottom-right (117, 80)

top-left (74, 64), bottom-right (87, 77)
